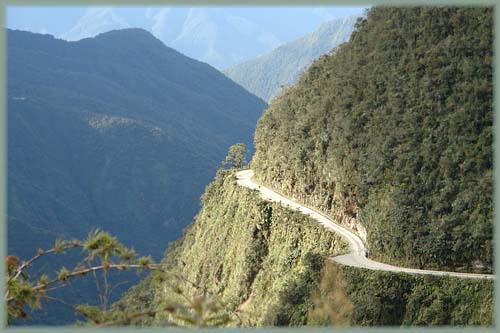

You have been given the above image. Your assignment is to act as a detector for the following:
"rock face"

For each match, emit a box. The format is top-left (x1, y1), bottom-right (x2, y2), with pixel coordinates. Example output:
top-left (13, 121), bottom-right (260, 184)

top-left (224, 15), bottom-right (359, 101)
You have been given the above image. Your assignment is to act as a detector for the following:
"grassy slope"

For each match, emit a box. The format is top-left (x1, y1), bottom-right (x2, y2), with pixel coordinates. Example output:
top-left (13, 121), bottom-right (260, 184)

top-left (116, 170), bottom-right (493, 327)
top-left (116, 170), bottom-right (348, 326)
top-left (342, 267), bottom-right (493, 326)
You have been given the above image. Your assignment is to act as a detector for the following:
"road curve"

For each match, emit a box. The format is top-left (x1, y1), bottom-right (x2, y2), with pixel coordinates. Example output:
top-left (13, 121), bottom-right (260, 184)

top-left (236, 169), bottom-right (494, 280)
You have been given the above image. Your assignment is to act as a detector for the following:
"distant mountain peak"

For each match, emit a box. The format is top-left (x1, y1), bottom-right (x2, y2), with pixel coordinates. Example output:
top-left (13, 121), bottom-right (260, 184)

top-left (78, 27), bottom-right (176, 56)
top-left (94, 27), bottom-right (153, 39)
top-left (8, 26), bottom-right (267, 324)
top-left (224, 15), bottom-right (359, 101)
top-left (90, 27), bottom-right (164, 45)
top-left (59, 7), bottom-right (129, 41)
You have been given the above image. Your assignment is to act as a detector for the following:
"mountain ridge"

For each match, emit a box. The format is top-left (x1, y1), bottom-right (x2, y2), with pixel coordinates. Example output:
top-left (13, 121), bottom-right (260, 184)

top-left (114, 6), bottom-right (493, 327)
top-left (8, 27), bottom-right (266, 324)
top-left (252, 6), bottom-right (493, 272)
top-left (224, 15), bottom-right (359, 101)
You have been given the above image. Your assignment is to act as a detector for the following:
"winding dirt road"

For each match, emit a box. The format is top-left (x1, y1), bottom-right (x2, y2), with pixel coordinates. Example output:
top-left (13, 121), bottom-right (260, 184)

top-left (236, 169), bottom-right (494, 280)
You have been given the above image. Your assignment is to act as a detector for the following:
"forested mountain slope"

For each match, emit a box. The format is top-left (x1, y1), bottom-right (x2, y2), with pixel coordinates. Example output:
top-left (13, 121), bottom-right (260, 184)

top-left (114, 170), bottom-right (349, 326)
top-left (252, 7), bottom-right (493, 272)
top-left (116, 170), bottom-right (493, 327)
top-left (114, 6), bottom-right (494, 328)
top-left (224, 15), bottom-right (358, 101)
top-left (7, 28), bottom-right (266, 324)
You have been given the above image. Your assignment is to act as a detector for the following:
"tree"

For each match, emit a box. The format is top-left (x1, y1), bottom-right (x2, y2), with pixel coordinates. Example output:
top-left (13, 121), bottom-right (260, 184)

top-left (223, 143), bottom-right (247, 169)
top-left (5, 230), bottom-right (236, 327)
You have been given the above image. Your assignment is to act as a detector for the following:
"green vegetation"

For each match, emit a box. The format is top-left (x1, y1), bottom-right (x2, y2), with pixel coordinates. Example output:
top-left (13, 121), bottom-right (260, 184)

top-left (116, 169), bottom-right (493, 327)
top-left (8, 28), bottom-right (266, 324)
top-left (342, 267), bottom-right (493, 326)
top-left (223, 143), bottom-right (248, 169)
top-left (252, 7), bottom-right (493, 272)
top-left (6, 230), bottom-right (233, 327)
top-left (114, 7), bottom-right (494, 327)
top-left (9, 222), bottom-right (491, 327)
top-left (9, 7), bottom-right (494, 328)
top-left (116, 170), bottom-right (347, 326)
top-left (6, 230), bottom-right (154, 323)
top-left (225, 15), bottom-right (358, 102)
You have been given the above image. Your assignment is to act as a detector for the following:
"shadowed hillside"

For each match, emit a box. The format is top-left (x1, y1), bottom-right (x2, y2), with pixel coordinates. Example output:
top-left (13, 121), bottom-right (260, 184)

top-left (8, 28), bottom-right (266, 324)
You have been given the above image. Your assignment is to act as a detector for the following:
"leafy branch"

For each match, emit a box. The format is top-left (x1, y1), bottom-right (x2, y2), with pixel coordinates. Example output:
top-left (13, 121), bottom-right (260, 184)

top-left (5, 229), bottom-right (236, 327)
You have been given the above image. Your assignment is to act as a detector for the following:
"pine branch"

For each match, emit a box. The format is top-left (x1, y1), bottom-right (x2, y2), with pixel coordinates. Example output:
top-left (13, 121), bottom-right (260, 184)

top-left (8, 241), bottom-right (82, 283)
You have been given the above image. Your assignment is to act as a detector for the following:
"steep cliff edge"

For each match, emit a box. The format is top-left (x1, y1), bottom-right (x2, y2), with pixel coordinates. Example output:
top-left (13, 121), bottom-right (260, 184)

top-left (252, 7), bottom-right (493, 273)
top-left (115, 169), bottom-right (492, 327)
top-left (115, 6), bottom-right (493, 327)
top-left (114, 169), bottom-right (350, 326)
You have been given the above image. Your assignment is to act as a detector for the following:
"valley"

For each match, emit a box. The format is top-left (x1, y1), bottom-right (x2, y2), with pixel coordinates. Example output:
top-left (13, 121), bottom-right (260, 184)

top-left (5, 5), bottom-right (494, 328)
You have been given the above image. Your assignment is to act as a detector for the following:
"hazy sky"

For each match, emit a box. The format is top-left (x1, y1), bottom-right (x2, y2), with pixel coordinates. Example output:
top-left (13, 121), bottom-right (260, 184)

top-left (7, 6), bottom-right (368, 69)
top-left (7, 6), bottom-right (366, 38)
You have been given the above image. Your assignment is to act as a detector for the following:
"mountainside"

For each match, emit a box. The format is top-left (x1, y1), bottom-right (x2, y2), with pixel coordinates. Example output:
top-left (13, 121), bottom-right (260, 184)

top-left (114, 170), bottom-right (350, 326)
top-left (252, 7), bottom-right (493, 272)
top-left (113, 7), bottom-right (494, 328)
top-left (59, 8), bottom-right (130, 41)
top-left (224, 15), bottom-right (358, 101)
top-left (8, 28), bottom-right (266, 324)
top-left (115, 170), bottom-right (492, 327)
top-left (9, 5), bottom-right (495, 328)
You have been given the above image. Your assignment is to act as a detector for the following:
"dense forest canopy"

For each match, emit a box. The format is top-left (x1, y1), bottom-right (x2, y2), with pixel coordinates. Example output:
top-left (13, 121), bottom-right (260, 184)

top-left (252, 7), bottom-right (493, 272)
